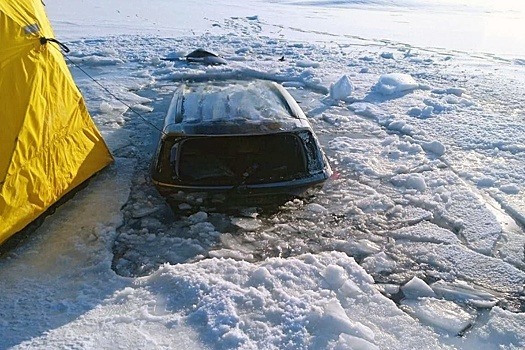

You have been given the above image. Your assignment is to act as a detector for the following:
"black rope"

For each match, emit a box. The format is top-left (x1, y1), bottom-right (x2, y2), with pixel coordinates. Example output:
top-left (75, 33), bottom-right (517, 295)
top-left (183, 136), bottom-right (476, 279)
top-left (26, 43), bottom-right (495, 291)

top-left (40, 37), bottom-right (70, 53)
top-left (43, 39), bottom-right (166, 136)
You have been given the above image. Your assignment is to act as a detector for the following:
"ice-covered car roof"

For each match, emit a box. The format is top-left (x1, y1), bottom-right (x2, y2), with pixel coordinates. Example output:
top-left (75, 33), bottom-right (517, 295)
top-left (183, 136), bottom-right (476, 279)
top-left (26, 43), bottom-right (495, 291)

top-left (162, 80), bottom-right (312, 136)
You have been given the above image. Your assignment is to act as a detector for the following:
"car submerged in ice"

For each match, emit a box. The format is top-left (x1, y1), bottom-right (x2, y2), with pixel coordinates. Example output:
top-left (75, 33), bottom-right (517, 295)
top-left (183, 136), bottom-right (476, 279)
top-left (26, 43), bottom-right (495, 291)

top-left (151, 80), bottom-right (332, 207)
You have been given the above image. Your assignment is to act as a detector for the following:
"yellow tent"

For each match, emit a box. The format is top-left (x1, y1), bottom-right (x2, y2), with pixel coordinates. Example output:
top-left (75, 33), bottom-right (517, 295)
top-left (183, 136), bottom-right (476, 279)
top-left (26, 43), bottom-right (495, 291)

top-left (0, 0), bottom-right (113, 245)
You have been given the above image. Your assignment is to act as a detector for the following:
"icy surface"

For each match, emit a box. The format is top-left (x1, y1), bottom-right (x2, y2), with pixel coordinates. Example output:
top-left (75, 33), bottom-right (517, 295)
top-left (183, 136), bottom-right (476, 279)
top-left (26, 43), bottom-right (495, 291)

top-left (374, 73), bottom-right (419, 96)
top-left (401, 298), bottom-right (475, 335)
top-left (2, 0), bottom-right (525, 349)
top-left (180, 81), bottom-right (297, 123)
top-left (329, 75), bottom-right (354, 101)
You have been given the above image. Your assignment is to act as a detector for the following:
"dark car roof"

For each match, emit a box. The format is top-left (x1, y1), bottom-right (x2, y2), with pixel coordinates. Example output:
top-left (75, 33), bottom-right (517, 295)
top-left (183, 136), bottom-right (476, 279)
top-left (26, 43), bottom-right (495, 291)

top-left (162, 80), bottom-right (313, 136)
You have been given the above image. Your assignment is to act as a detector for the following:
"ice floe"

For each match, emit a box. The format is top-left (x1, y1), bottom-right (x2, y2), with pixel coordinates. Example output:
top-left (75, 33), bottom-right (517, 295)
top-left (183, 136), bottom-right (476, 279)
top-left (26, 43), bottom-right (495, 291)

top-left (374, 73), bottom-right (419, 96)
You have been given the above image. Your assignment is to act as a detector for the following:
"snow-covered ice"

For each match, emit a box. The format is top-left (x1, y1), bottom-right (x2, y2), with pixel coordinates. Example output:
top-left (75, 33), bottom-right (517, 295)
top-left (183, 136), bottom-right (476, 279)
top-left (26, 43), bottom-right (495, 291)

top-left (2, 0), bottom-right (525, 349)
top-left (329, 75), bottom-right (354, 101)
top-left (373, 73), bottom-right (419, 96)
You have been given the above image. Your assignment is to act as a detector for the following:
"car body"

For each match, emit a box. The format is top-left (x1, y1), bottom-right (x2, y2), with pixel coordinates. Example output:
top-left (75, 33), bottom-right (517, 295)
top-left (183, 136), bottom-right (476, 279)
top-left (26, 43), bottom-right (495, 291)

top-left (151, 79), bottom-right (332, 206)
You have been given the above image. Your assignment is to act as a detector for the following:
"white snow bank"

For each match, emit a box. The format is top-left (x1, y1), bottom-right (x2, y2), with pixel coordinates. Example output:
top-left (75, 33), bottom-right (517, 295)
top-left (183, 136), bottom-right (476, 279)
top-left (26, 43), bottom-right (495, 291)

top-left (0, 158), bottom-right (135, 348)
top-left (7, 252), bottom-right (469, 349)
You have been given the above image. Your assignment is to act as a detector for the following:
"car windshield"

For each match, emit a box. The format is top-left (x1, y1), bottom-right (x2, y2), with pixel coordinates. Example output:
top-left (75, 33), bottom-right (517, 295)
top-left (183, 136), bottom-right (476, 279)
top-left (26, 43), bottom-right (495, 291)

top-left (176, 133), bottom-right (307, 186)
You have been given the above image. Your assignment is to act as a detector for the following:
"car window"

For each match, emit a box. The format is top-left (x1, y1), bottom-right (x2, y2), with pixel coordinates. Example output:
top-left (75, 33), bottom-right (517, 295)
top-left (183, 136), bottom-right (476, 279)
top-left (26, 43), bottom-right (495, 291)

top-left (176, 133), bottom-right (308, 185)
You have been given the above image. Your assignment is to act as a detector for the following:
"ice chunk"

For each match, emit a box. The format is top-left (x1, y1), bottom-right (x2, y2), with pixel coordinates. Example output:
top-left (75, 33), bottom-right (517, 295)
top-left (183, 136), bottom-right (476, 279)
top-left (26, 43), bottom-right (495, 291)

top-left (477, 177), bottom-right (496, 188)
top-left (407, 107), bottom-right (421, 117)
top-left (296, 60), bottom-right (320, 68)
top-left (321, 264), bottom-right (347, 290)
top-left (334, 239), bottom-right (382, 256)
top-left (69, 55), bottom-right (123, 66)
top-left (231, 217), bottom-right (262, 231)
top-left (401, 298), bottom-right (475, 335)
top-left (131, 206), bottom-right (161, 219)
top-left (376, 284), bottom-right (400, 296)
top-left (361, 252), bottom-right (396, 273)
top-left (248, 267), bottom-right (273, 287)
top-left (189, 211), bottom-right (208, 224)
top-left (500, 184), bottom-right (520, 194)
top-left (421, 106), bottom-right (434, 118)
top-left (375, 73), bottom-right (418, 96)
top-left (334, 334), bottom-right (380, 350)
top-left (99, 101), bottom-right (128, 115)
top-left (329, 75), bottom-right (354, 101)
top-left (380, 52), bottom-right (394, 59)
top-left (391, 173), bottom-right (427, 192)
top-left (421, 140), bottom-right (446, 156)
top-left (446, 87), bottom-right (466, 97)
top-left (208, 249), bottom-right (254, 260)
top-left (179, 203), bottom-right (192, 210)
top-left (386, 120), bottom-right (413, 134)
top-left (389, 221), bottom-right (460, 245)
top-left (349, 102), bottom-right (385, 120)
top-left (306, 203), bottom-right (328, 214)
top-left (340, 280), bottom-right (364, 298)
top-left (311, 300), bottom-right (375, 341)
top-left (430, 280), bottom-right (498, 307)
top-left (401, 277), bottom-right (436, 299)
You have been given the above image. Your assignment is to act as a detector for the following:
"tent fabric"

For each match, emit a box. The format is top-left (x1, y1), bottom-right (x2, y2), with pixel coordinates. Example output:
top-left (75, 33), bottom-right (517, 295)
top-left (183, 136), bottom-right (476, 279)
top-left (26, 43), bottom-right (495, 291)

top-left (0, 0), bottom-right (113, 245)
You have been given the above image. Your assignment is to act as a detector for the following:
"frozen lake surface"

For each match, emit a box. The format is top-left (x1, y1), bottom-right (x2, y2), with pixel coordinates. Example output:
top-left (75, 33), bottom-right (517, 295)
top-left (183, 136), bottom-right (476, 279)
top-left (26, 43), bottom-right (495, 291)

top-left (48, 0), bottom-right (525, 58)
top-left (1, 0), bottom-right (525, 349)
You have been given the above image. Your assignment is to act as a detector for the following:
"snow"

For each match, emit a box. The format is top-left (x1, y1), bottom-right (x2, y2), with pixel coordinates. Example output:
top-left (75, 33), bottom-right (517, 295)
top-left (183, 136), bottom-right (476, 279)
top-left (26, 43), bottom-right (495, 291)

top-left (401, 297), bottom-right (475, 335)
top-left (401, 277), bottom-right (437, 299)
top-left (177, 81), bottom-right (295, 123)
top-left (374, 73), bottom-right (419, 96)
top-left (329, 75), bottom-right (354, 101)
top-left (2, 0), bottom-right (525, 349)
